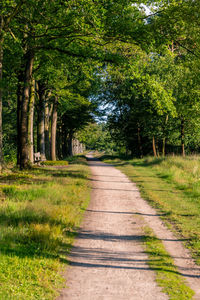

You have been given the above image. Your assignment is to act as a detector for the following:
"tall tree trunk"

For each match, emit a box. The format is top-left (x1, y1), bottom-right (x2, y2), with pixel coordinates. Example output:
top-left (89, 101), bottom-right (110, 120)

top-left (20, 50), bottom-right (34, 169)
top-left (27, 78), bottom-right (35, 163)
top-left (181, 118), bottom-right (185, 157)
top-left (137, 123), bottom-right (143, 158)
top-left (0, 32), bottom-right (3, 171)
top-left (68, 131), bottom-right (73, 156)
top-left (0, 5), bottom-right (24, 169)
top-left (62, 126), bottom-right (68, 158)
top-left (37, 112), bottom-right (40, 153)
top-left (51, 97), bottom-right (58, 161)
top-left (156, 139), bottom-right (160, 157)
top-left (17, 69), bottom-right (24, 166)
top-left (37, 83), bottom-right (46, 161)
top-left (152, 136), bottom-right (157, 157)
top-left (44, 95), bottom-right (51, 160)
top-left (57, 124), bottom-right (63, 159)
top-left (162, 115), bottom-right (168, 157)
top-left (162, 137), bottom-right (166, 157)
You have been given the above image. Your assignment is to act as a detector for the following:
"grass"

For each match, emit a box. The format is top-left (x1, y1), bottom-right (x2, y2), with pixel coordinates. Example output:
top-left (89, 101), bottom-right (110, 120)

top-left (0, 156), bottom-right (91, 300)
top-left (40, 160), bottom-right (69, 166)
top-left (143, 226), bottom-right (194, 300)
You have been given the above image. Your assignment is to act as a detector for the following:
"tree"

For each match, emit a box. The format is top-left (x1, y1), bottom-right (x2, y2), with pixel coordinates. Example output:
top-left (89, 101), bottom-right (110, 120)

top-left (0, 0), bottom-right (25, 170)
top-left (77, 122), bottom-right (116, 152)
top-left (95, 50), bottom-right (176, 156)
top-left (2, 0), bottom-right (153, 168)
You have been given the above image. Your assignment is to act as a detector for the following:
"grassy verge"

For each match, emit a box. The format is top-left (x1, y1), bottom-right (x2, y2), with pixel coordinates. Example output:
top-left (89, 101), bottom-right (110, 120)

top-left (0, 156), bottom-right (90, 300)
top-left (143, 226), bottom-right (194, 299)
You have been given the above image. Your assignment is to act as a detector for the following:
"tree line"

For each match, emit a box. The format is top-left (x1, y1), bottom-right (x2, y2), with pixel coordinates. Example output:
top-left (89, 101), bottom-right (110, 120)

top-left (1, 0), bottom-right (145, 169)
top-left (1, 0), bottom-right (200, 168)
top-left (91, 1), bottom-right (200, 157)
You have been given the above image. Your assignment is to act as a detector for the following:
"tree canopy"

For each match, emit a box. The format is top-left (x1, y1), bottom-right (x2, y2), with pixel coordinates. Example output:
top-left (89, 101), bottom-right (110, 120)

top-left (1, 0), bottom-right (200, 167)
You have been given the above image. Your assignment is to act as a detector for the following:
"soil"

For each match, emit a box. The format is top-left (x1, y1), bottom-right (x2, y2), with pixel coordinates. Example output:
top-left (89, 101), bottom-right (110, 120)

top-left (57, 155), bottom-right (200, 300)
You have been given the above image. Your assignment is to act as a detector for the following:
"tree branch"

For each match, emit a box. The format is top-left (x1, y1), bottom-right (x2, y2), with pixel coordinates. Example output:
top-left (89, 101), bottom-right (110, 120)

top-left (4, 0), bottom-right (25, 29)
top-left (175, 40), bottom-right (200, 58)
top-left (37, 46), bottom-right (119, 63)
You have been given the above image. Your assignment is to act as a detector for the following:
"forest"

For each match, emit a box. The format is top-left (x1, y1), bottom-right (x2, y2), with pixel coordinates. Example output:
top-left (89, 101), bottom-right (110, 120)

top-left (0, 0), bottom-right (200, 168)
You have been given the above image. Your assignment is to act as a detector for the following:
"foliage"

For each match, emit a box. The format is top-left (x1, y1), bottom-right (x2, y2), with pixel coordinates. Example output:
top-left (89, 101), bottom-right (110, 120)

top-left (77, 122), bottom-right (116, 152)
top-left (2, 0), bottom-right (200, 163)
top-left (94, 44), bottom-right (200, 156)
top-left (1, 0), bottom-right (153, 166)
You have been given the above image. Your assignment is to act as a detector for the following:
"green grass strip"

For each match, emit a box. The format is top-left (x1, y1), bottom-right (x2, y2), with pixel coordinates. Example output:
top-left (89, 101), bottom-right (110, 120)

top-left (143, 226), bottom-right (194, 300)
top-left (0, 156), bottom-right (91, 300)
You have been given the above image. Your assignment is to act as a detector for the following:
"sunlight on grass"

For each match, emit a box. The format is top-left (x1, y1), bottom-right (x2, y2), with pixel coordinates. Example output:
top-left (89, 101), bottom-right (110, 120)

top-left (40, 160), bottom-right (69, 166)
top-left (0, 156), bottom-right (91, 299)
top-left (143, 227), bottom-right (194, 300)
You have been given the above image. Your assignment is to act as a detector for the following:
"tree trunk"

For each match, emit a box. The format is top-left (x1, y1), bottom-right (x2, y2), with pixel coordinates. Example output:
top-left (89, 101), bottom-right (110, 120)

top-left (37, 82), bottom-right (46, 161)
top-left (162, 137), bottom-right (166, 157)
top-left (62, 126), bottom-right (68, 158)
top-left (68, 131), bottom-right (73, 156)
top-left (57, 124), bottom-right (63, 159)
top-left (181, 118), bottom-right (185, 157)
top-left (0, 33), bottom-right (3, 171)
top-left (152, 136), bottom-right (157, 157)
top-left (17, 69), bottom-right (24, 166)
top-left (20, 50), bottom-right (34, 169)
top-left (156, 139), bottom-right (160, 157)
top-left (51, 97), bottom-right (58, 161)
top-left (44, 95), bottom-right (51, 160)
top-left (27, 78), bottom-right (35, 163)
top-left (162, 115), bottom-right (168, 157)
top-left (137, 123), bottom-right (143, 158)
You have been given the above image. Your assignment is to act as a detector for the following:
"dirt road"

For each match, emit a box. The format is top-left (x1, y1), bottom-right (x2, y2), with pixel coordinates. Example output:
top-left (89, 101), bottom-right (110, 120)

top-left (58, 155), bottom-right (200, 299)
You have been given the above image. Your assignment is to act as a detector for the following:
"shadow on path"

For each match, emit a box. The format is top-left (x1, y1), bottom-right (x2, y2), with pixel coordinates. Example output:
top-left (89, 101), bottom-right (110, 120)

top-left (65, 241), bottom-right (200, 278)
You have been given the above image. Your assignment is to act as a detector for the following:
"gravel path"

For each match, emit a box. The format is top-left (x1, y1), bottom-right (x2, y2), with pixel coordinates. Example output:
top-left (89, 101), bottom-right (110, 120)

top-left (58, 155), bottom-right (200, 299)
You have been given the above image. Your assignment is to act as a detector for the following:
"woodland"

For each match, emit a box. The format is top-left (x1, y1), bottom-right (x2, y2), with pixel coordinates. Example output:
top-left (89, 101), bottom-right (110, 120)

top-left (1, 0), bottom-right (200, 170)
